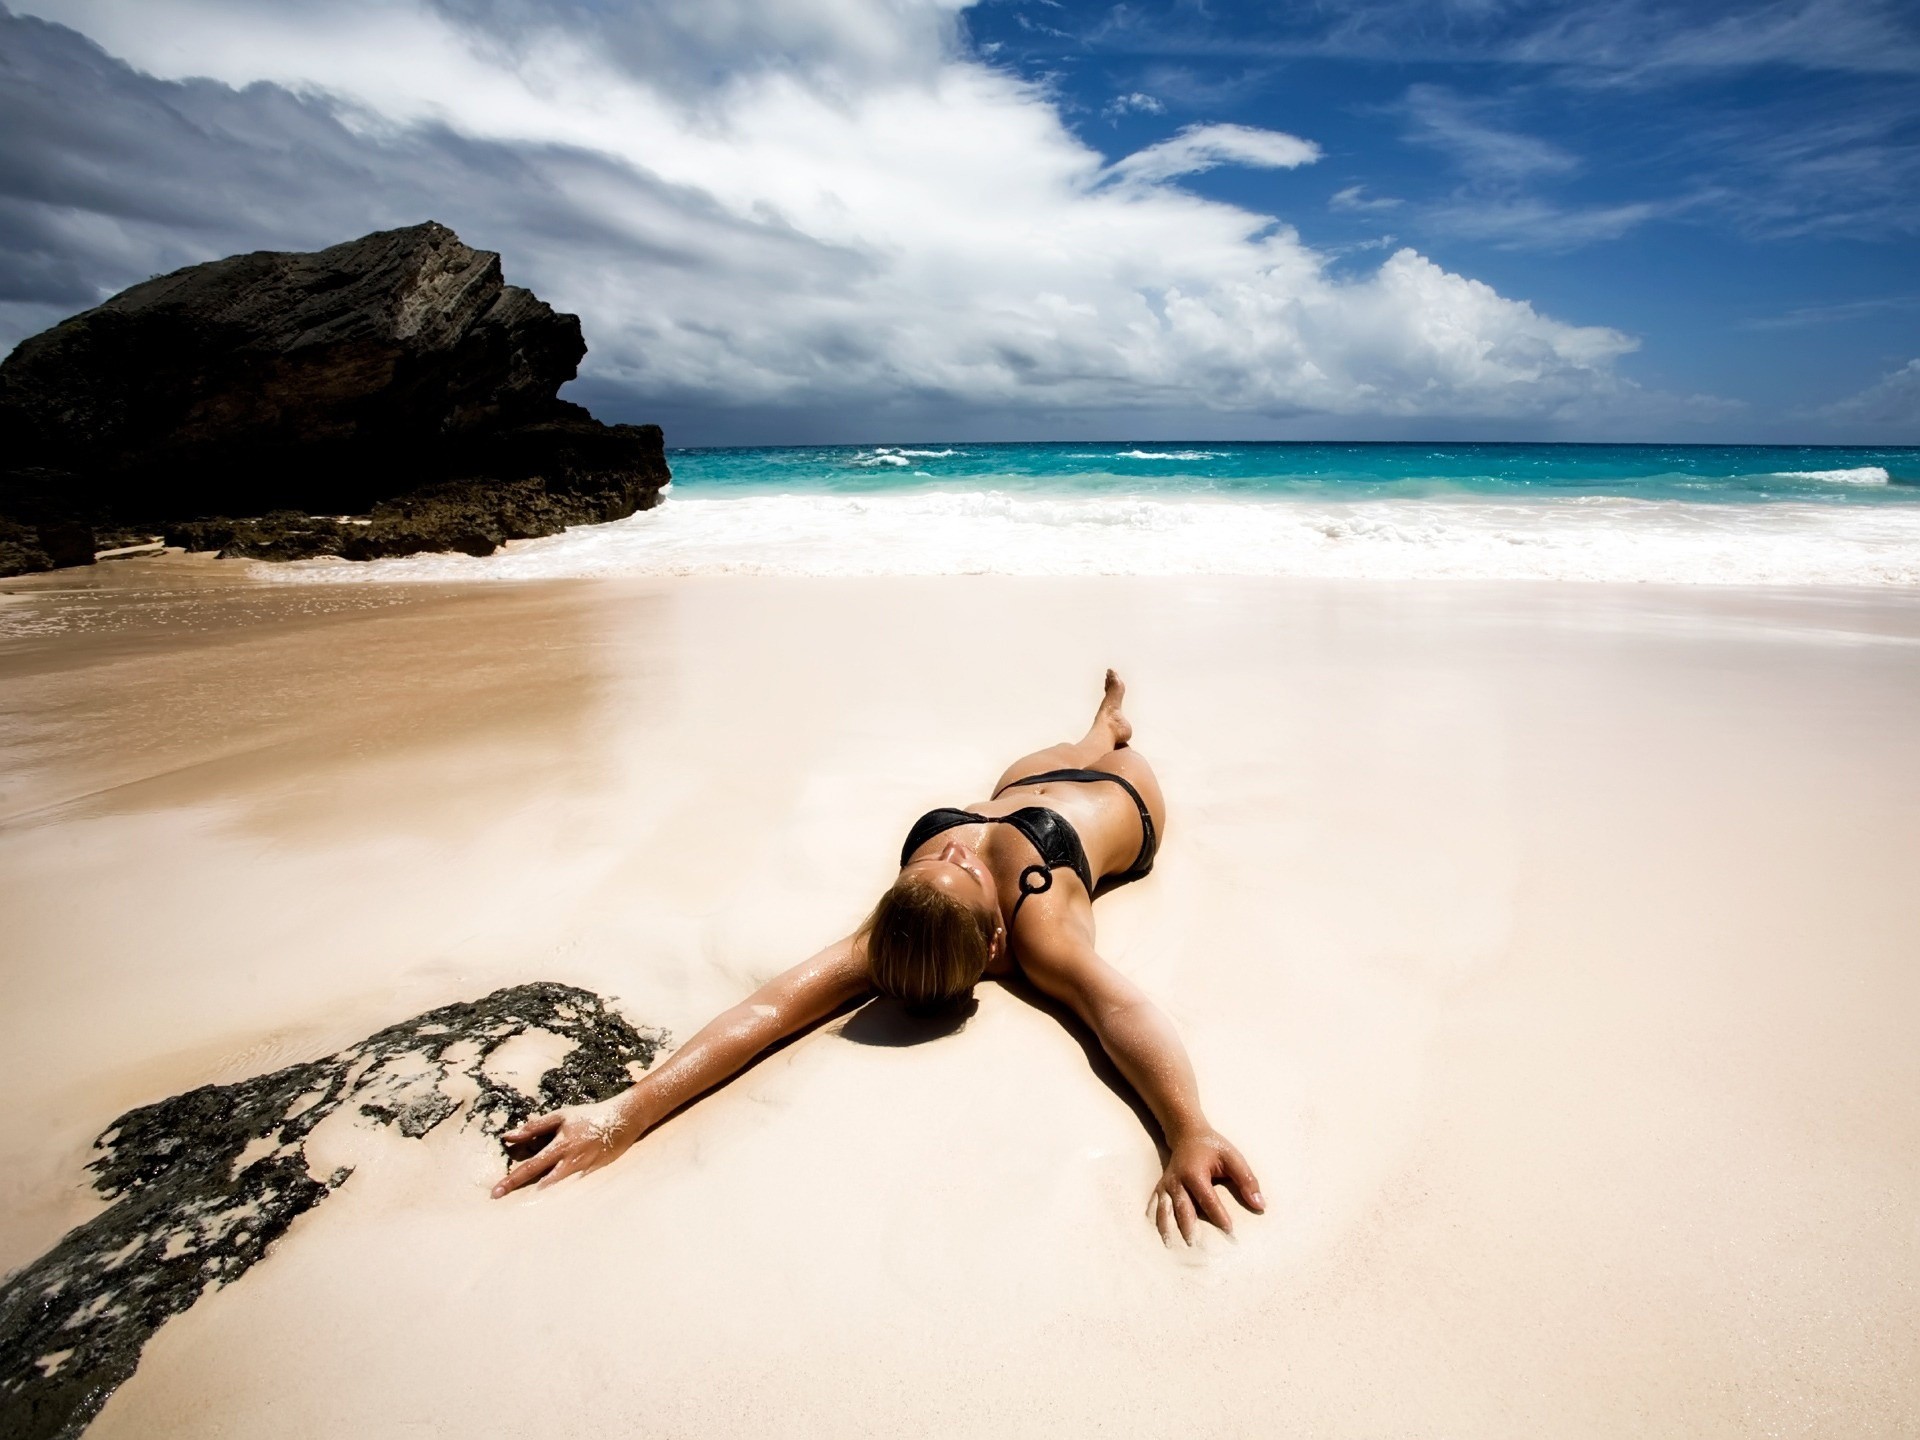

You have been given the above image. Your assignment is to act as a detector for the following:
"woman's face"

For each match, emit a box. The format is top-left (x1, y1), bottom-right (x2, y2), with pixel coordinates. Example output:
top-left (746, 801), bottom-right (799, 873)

top-left (903, 839), bottom-right (1001, 932)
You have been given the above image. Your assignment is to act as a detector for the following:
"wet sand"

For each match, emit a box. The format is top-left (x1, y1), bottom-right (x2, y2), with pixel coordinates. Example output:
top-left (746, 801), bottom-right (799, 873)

top-left (3, 561), bottom-right (1918, 1436)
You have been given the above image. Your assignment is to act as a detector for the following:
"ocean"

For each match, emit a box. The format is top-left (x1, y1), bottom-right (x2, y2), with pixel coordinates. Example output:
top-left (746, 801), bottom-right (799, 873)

top-left (281, 442), bottom-right (1920, 586)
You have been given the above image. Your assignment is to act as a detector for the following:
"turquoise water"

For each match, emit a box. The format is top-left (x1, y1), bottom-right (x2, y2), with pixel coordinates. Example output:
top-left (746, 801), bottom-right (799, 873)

top-left (263, 442), bottom-right (1920, 585)
top-left (668, 442), bottom-right (1920, 504)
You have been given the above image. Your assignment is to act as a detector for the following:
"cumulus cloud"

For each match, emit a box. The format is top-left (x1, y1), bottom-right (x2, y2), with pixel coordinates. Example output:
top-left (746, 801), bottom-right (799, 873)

top-left (1820, 357), bottom-right (1920, 425)
top-left (1103, 91), bottom-right (1166, 119)
top-left (2, 0), bottom-right (1651, 437)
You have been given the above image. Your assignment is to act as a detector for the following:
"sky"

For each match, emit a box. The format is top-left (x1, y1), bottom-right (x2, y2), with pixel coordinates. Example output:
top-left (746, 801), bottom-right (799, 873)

top-left (0, 0), bottom-right (1915, 445)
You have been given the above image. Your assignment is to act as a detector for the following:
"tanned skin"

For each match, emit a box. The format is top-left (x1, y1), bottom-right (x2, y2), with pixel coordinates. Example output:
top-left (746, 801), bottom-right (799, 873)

top-left (492, 672), bottom-right (1263, 1245)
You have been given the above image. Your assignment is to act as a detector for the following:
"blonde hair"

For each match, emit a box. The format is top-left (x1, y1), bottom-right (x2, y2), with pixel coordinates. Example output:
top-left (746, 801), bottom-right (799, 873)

top-left (861, 874), bottom-right (994, 1010)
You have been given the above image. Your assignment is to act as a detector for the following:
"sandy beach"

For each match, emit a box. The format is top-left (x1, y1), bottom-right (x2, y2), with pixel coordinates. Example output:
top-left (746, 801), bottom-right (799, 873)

top-left (3, 559), bottom-right (1917, 1437)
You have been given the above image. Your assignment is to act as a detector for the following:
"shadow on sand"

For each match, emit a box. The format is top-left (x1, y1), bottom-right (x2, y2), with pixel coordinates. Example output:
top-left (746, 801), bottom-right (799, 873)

top-left (836, 994), bottom-right (979, 1046)
top-left (836, 982), bottom-right (1167, 1160)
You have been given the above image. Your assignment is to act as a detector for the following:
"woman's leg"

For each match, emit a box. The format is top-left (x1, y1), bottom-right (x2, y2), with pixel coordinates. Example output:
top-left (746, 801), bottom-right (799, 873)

top-left (992, 670), bottom-right (1133, 796)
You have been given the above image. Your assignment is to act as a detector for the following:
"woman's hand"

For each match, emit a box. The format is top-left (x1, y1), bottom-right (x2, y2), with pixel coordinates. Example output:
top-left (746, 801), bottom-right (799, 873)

top-left (490, 1096), bottom-right (640, 1198)
top-left (1148, 1130), bottom-right (1264, 1244)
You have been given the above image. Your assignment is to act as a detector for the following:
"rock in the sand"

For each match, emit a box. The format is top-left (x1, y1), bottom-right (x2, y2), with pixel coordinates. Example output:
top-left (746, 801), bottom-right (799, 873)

top-left (0, 983), bottom-right (668, 1440)
top-left (0, 518), bottom-right (95, 576)
top-left (0, 222), bottom-right (670, 575)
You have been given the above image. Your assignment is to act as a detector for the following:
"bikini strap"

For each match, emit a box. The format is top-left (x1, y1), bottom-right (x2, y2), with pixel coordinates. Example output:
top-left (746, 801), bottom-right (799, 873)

top-left (1008, 863), bottom-right (1052, 926)
top-left (994, 768), bottom-right (1157, 878)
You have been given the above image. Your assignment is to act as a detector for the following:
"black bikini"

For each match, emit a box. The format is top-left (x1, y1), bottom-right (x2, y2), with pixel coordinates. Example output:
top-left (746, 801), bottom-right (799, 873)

top-left (898, 767), bottom-right (1159, 925)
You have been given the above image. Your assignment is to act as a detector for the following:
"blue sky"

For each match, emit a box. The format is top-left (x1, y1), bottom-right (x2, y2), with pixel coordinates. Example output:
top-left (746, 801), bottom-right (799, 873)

top-left (964, 0), bottom-right (1920, 431)
top-left (1, 0), bottom-right (1915, 442)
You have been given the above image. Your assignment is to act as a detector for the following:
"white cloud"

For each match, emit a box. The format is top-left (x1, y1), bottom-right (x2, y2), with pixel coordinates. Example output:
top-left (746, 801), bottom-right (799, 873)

top-left (1820, 358), bottom-right (1920, 425)
top-left (1382, 82), bottom-right (1689, 252)
top-left (1509, 0), bottom-right (1920, 81)
top-left (1743, 294), bottom-right (1920, 330)
top-left (7, 0), bottom-right (1649, 431)
top-left (1109, 123), bottom-right (1322, 183)
top-left (1330, 184), bottom-right (1404, 212)
top-left (1422, 196), bottom-right (1671, 249)
top-left (1400, 84), bottom-right (1579, 179)
top-left (1103, 91), bottom-right (1166, 119)
top-left (1102, 0), bottom-right (1920, 79)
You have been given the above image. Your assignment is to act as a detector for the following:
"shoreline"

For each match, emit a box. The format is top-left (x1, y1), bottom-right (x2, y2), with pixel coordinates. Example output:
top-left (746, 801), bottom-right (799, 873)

top-left (3, 565), bottom-right (1916, 1435)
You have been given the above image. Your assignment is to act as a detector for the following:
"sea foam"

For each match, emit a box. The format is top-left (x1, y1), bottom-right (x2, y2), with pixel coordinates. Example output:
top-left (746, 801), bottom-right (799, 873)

top-left (257, 490), bottom-right (1920, 587)
top-left (1769, 467), bottom-right (1891, 485)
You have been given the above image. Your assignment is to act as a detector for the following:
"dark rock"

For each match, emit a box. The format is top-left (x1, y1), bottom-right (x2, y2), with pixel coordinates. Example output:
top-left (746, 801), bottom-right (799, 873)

top-left (164, 512), bottom-right (351, 561)
top-left (0, 223), bottom-right (669, 574)
top-left (33, 521), bottom-right (95, 570)
top-left (0, 519), bottom-right (51, 577)
top-left (92, 528), bottom-right (162, 552)
top-left (0, 983), bottom-right (668, 1440)
top-left (0, 518), bottom-right (95, 576)
top-left (161, 517), bottom-right (244, 552)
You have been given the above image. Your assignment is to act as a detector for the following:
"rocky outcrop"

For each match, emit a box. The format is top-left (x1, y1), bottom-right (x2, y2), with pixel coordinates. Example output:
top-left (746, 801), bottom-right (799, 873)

top-left (0, 223), bottom-right (668, 575)
top-left (0, 518), bottom-right (94, 575)
top-left (0, 983), bottom-right (667, 1440)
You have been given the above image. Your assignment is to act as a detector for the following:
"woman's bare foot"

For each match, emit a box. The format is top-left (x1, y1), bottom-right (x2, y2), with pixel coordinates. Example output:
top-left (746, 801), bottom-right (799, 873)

top-left (1097, 668), bottom-right (1132, 748)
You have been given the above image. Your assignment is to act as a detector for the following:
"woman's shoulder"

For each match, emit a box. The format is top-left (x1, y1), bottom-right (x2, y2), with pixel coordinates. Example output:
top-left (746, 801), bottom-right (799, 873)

top-left (1006, 910), bottom-right (1098, 989)
top-left (1006, 880), bottom-right (1096, 961)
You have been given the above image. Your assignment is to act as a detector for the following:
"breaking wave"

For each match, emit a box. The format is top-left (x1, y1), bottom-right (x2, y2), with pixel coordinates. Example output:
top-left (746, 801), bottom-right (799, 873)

top-left (1769, 467), bottom-right (1891, 485)
top-left (257, 490), bottom-right (1920, 587)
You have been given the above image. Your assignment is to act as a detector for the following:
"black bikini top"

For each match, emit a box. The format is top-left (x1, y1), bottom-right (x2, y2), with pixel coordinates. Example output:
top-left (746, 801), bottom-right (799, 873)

top-left (899, 805), bottom-right (1094, 920)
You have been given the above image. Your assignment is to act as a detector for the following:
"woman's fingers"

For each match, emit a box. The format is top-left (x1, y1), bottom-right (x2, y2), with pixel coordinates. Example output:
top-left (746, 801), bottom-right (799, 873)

top-left (1150, 1188), bottom-right (1174, 1244)
top-left (503, 1111), bottom-right (563, 1145)
top-left (492, 1143), bottom-right (563, 1197)
top-left (538, 1145), bottom-right (609, 1189)
top-left (1150, 1139), bottom-right (1265, 1245)
top-left (1220, 1146), bottom-right (1265, 1214)
top-left (1188, 1173), bottom-right (1233, 1236)
top-left (1171, 1185), bottom-right (1198, 1245)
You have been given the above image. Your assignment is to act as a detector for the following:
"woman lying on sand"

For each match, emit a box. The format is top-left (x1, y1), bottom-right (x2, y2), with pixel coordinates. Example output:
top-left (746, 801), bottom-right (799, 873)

top-left (492, 671), bottom-right (1263, 1243)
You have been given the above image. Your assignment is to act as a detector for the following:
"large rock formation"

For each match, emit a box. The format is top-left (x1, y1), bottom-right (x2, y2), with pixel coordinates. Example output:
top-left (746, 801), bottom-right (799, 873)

top-left (0, 223), bottom-right (669, 574)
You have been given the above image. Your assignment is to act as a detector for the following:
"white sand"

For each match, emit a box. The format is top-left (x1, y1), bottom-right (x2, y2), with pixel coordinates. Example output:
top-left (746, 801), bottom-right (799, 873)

top-left (2, 566), bottom-right (1917, 1435)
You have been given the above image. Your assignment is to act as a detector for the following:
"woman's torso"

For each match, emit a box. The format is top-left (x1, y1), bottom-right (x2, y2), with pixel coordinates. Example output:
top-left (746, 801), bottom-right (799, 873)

top-left (899, 771), bottom-right (1153, 963)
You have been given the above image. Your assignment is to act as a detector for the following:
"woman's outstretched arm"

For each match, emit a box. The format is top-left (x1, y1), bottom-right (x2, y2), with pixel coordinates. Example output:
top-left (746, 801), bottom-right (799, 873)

top-left (491, 934), bottom-right (871, 1196)
top-left (1018, 929), bottom-right (1264, 1244)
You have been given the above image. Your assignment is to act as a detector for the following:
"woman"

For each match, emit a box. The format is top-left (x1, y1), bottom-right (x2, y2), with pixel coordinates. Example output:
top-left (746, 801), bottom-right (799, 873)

top-left (492, 671), bottom-right (1263, 1244)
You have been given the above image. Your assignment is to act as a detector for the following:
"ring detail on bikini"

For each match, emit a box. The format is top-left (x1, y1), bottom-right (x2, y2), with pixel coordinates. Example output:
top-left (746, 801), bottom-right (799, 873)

top-left (993, 767), bottom-right (1158, 880)
top-left (899, 805), bottom-right (1094, 896)
top-left (899, 766), bottom-right (1159, 936)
